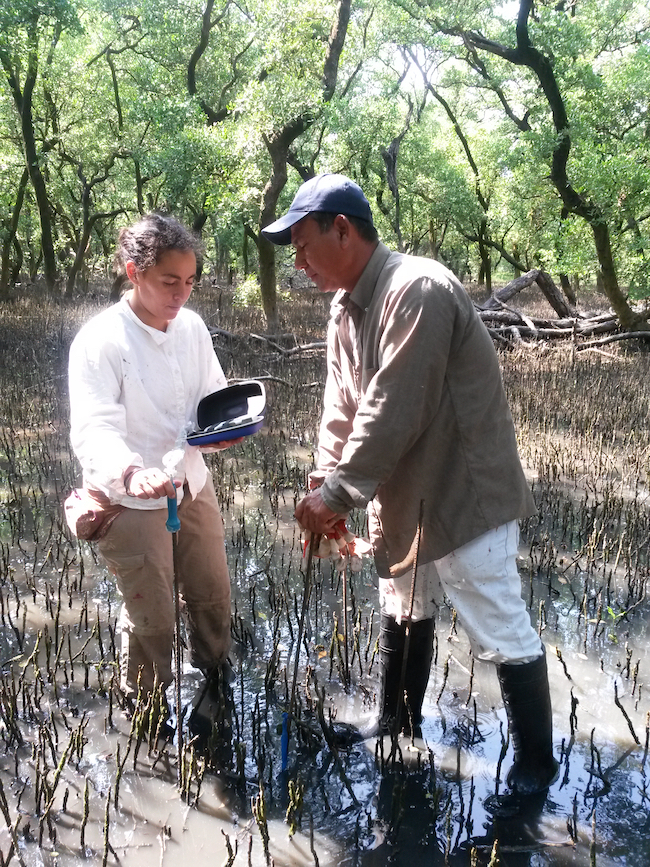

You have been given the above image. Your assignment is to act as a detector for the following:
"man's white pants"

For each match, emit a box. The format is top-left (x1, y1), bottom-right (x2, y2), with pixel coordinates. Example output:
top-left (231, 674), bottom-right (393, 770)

top-left (379, 521), bottom-right (542, 664)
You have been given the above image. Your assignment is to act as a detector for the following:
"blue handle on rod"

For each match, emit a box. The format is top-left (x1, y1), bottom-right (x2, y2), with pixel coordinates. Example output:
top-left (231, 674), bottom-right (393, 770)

top-left (166, 492), bottom-right (181, 533)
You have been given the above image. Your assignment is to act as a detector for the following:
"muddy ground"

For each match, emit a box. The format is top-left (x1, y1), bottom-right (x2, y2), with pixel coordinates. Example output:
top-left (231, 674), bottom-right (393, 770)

top-left (0, 280), bottom-right (648, 866)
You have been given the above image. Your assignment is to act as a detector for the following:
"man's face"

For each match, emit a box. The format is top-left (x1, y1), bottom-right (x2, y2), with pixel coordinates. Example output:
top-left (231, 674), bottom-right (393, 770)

top-left (291, 216), bottom-right (345, 294)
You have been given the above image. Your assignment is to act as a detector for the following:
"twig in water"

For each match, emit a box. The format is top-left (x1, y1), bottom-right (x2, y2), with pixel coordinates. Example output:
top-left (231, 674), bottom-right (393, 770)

top-left (614, 682), bottom-right (640, 744)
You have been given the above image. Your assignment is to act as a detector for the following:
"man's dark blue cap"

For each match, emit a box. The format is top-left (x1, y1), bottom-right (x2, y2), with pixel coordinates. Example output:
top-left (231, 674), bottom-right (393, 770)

top-left (261, 173), bottom-right (373, 245)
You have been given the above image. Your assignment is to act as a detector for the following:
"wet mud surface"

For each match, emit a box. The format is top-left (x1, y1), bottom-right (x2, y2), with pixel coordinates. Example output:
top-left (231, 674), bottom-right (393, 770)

top-left (0, 287), bottom-right (649, 865)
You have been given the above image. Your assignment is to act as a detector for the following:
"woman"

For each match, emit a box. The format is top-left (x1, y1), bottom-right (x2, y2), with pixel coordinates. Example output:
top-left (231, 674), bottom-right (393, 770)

top-left (69, 213), bottom-right (238, 722)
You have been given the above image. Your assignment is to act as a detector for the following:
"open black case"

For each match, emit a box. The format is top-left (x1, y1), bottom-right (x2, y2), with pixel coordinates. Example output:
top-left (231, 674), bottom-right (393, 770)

top-left (187, 380), bottom-right (266, 446)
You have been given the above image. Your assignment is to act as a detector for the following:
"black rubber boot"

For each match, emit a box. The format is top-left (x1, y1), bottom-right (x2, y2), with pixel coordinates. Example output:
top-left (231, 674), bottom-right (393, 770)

top-left (188, 661), bottom-right (234, 764)
top-left (351, 614), bottom-right (435, 740)
top-left (485, 648), bottom-right (559, 817)
top-left (125, 686), bottom-right (175, 744)
top-left (386, 615), bottom-right (435, 735)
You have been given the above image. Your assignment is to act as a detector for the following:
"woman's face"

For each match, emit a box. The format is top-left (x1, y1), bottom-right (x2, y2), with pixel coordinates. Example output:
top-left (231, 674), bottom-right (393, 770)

top-left (126, 249), bottom-right (196, 331)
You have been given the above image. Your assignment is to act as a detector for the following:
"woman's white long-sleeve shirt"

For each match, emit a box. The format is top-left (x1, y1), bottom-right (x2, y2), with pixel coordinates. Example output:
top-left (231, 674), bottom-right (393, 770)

top-left (69, 296), bottom-right (227, 508)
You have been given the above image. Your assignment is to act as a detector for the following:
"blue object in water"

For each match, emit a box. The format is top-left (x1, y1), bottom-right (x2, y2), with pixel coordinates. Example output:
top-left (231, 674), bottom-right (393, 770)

top-left (281, 711), bottom-right (289, 771)
top-left (166, 495), bottom-right (181, 533)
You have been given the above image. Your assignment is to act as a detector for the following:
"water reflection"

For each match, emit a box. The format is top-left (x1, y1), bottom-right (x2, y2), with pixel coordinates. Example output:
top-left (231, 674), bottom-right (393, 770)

top-left (0, 482), bottom-right (648, 866)
top-left (1, 298), bottom-right (650, 865)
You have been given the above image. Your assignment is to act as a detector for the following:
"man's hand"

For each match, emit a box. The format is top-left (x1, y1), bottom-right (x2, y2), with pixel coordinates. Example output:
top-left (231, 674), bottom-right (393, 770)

top-left (126, 468), bottom-right (180, 500)
top-left (294, 488), bottom-right (345, 535)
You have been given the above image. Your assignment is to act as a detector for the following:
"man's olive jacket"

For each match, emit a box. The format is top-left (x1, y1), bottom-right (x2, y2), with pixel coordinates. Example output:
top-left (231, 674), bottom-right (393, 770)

top-left (313, 242), bottom-right (536, 578)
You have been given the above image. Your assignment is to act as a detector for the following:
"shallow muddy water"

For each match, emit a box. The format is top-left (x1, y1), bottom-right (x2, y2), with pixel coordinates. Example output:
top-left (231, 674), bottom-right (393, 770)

top-left (0, 291), bottom-right (649, 866)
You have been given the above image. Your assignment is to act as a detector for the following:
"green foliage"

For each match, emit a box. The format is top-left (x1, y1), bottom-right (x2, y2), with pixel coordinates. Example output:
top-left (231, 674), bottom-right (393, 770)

top-left (0, 0), bottom-right (649, 305)
top-left (0, 0), bottom-right (80, 41)
top-left (233, 274), bottom-right (263, 309)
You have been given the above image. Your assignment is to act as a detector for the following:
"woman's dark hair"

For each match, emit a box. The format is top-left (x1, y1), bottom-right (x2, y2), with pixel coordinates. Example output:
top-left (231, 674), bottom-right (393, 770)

top-left (114, 213), bottom-right (203, 274)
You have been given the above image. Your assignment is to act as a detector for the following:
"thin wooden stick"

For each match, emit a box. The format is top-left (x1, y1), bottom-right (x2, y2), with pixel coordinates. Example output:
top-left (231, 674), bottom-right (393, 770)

top-left (342, 562), bottom-right (350, 688)
top-left (289, 533), bottom-right (320, 726)
top-left (172, 529), bottom-right (183, 787)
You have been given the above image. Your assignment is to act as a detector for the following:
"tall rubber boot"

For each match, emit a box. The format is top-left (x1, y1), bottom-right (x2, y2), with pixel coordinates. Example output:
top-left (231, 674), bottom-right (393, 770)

top-left (403, 617), bottom-right (436, 731)
top-left (485, 647), bottom-right (559, 817)
top-left (333, 615), bottom-right (435, 745)
top-left (381, 614), bottom-right (435, 734)
top-left (361, 614), bottom-right (435, 738)
top-left (188, 661), bottom-right (234, 765)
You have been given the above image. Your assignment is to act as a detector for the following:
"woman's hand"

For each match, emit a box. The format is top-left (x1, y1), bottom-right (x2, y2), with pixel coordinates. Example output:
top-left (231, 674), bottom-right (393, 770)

top-left (126, 468), bottom-right (180, 499)
top-left (197, 436), bottom-right (245, 453)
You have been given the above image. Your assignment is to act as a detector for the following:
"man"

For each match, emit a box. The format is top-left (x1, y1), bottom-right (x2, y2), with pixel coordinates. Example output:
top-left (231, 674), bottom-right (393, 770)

top-left (262, 173), bottom-right (558, 813)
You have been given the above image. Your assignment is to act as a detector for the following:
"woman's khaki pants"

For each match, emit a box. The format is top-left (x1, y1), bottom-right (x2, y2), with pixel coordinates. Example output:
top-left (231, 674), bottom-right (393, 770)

top-left (98, 477), bottom-right (231, 699)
